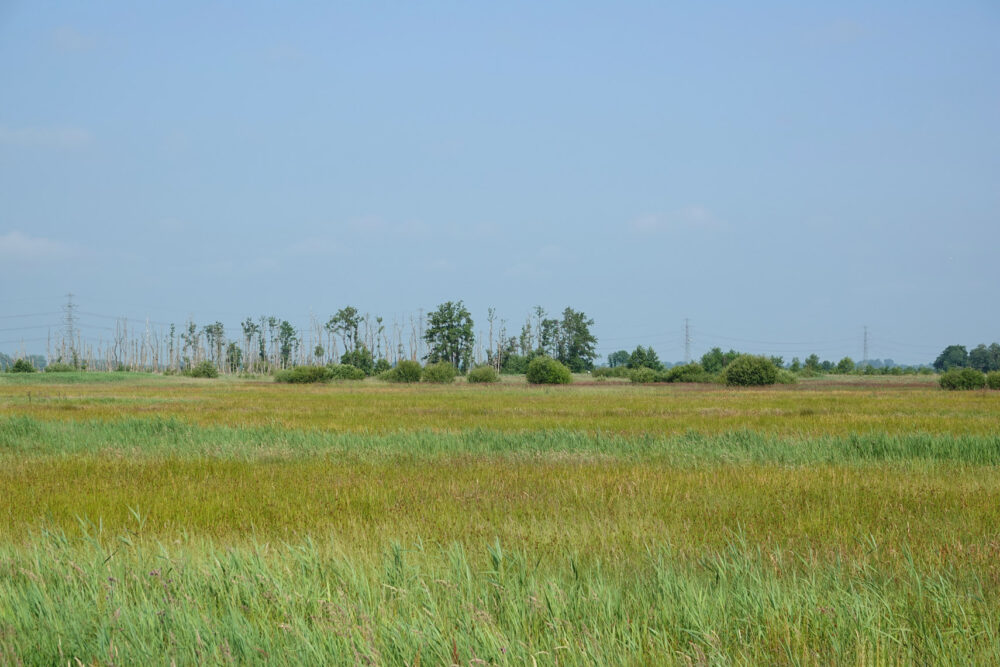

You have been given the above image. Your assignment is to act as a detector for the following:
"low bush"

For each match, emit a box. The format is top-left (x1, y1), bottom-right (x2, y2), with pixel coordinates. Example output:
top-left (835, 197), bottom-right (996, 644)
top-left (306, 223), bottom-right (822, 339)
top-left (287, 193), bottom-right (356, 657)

top-left (10, 359), bottom-right (36, 373)
top-left (629, 368), bottom-right (662, 383)
top-left (940, 368), bottom-right (986, 391)
top-left (774, 369), bottom-right (798, 385)
top-left (988, 371), bottom-right (1000, 390)
top-left (44, 362), bottom-right (75, 373)
top-left (466, 366), bottom-right (500, 383)
top-left (526, 356), bottom-right (571, 385)
top-left (663, 363), bottom-right (710, 383)
top-left (592, 366), bottom-right (630, 379)
top-left (422, 362), bottom-right (458, 384)
top-left (185, 361), bottom-right (218, 379)
top-left (373, 359), bottom-right (392, 375)
top-left (724, 355), bottom-right (778, 387)
top-left (382, 360), bottom-right (423, 383)
top-left (274, 366), bottom-right (329, 384)
top-left (327, 364), bottom-right (366, 381)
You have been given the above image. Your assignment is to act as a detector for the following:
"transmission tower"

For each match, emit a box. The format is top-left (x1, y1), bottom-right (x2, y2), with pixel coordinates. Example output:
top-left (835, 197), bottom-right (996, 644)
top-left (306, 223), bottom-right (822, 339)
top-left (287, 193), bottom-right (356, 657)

top-left (863, 325), bottom-right (869, 366)
top-left (684, 318), bottom-right (691, 364)
top-left (63, 293), bottom-right (78, 363)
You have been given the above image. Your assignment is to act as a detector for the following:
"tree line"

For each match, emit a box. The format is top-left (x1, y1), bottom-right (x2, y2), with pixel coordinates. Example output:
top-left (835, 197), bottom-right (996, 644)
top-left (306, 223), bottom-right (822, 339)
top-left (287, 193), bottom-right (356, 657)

top-left (18, 302), bottom-right (598, 375)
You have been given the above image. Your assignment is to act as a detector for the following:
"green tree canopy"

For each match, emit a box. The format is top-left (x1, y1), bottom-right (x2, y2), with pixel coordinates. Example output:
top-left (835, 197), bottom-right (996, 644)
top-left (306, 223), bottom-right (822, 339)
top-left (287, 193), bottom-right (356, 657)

top-left (933, 345), bottom-right (968, 371)
top-left (424, 301), bottom-right (475, 371)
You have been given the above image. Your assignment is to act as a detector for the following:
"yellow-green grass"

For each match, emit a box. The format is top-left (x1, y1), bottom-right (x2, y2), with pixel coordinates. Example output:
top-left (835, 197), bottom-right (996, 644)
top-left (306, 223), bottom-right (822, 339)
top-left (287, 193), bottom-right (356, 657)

top-left (0, 373), bottom-right (994, 436)
top-left (2, 374), bottom-right (1000, 664)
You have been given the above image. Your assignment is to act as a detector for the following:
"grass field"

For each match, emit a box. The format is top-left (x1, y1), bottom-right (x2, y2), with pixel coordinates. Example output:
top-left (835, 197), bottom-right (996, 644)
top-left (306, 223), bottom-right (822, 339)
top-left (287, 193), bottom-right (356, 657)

top-left (1, 373), bottom-right (999, 664)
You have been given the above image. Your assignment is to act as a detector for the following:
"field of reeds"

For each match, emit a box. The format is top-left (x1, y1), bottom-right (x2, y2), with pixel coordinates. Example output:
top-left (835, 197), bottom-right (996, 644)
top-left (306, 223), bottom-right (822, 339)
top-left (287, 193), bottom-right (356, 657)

top-left (1, 372), bottom-right (999, 664)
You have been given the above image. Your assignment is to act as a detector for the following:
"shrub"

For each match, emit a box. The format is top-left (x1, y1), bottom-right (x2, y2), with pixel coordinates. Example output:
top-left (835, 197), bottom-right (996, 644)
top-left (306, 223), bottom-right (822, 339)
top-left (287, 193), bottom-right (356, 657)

top-left (724, 355), bottom-right (778, 387)
top-left (44, 362), bottom-right (75, 373)
top-left (466, 366), bottom-right (500, 383)
top-left (526, 356), bottom-right (571, 385)
top-left (10, 359), bottom-right (35, 373)
top-left (373, 358), bottom-right (392, 375)
top-left (341, 347), bottom-right (375, 376)
top-left (501, 354), bottom-right (531, 374)
top-left (274, 366), bottom-right (330, 384)
top-left (382, 360), bottom-right (423, 383)
top-left (663, 363), bottom-right (710, 383)
top-left (592, 366), bottom-right (630, 379)
top-left (327, 364), bottom-right (366, 381)
top-left (940, 368), bottom-right (986, 390)
top-left (774, 369), bottom-right (798, 385)
top-left (185, 361), bottom-right (218, 378)
top-left (629, 368), bottom-right (661, 384)
top-left (988, 371), bottom-right (1000, 390)
top-left (422, 361), bottom-right (458, 384)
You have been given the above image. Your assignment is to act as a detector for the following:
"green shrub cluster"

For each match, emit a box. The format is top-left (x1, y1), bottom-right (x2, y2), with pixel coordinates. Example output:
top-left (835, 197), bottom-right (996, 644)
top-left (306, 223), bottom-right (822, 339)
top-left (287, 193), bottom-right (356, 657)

top-left (592, 366), bottom-right (630, 379)
top-left (274, 366), bottom-right (329, 384)
top-left (466, 366), bottom-right (500, 383)
top-left (381, 360), bottom-right (423, 383)
top-left (724, 355), bottom-right (778, 387)
top-left (629, 368), bottom-right (661, 383)
top-left (422, 362), bottom-right (458, 384)
top-left (184, 361), bottom-right (219, 378)
top-left (274, 365), bottom-right (367, 383)
top-left (526, 356), bottom-right (572, 384)
top-left (939, 368), bottom-right (986, 390)
top-left (44, 362), bottom-right (75, 373)
top-left (9, 359), bottom-right (36, 373)
top-left (987, 371), bottom-right (1000, 390)
top-left (663, 363), bottom-right (712, 383)
top-left (328, 364), bottom-right (366, 380)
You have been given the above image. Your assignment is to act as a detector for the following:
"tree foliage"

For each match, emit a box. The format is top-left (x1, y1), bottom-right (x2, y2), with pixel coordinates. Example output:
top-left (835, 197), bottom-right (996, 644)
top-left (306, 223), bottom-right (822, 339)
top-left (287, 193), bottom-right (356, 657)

top-left (724, 355), bottom-right (778, 387)
top-left (627, 346), bottom-right (663, 371)
top-left (526, 356), bottom-right (572, 384)
top-left (939, 367), bottom-right (986, 390)
top-left (424, 301), bottom-right (475, 371)
top-left (934, 345), bottom-right (968, 371)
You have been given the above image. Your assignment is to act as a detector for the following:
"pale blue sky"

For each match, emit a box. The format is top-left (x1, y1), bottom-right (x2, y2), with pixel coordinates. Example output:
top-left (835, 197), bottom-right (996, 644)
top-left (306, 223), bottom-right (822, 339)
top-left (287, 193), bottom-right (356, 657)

top-left (1, 2), bottom-right (998, 364)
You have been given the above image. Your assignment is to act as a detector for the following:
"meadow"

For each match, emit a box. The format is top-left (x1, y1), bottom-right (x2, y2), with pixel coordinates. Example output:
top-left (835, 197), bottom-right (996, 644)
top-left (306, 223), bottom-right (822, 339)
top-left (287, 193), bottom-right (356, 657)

top-left (1, 372), bottom-right (999, 664)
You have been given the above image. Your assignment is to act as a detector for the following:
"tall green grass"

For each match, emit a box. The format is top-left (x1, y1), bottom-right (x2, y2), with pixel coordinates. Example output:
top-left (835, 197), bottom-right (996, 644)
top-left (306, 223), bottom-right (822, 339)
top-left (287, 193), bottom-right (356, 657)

top-left (3, 415), bottom-right (1000, 465)
top-left (1, 531), bottom-right (996, 665)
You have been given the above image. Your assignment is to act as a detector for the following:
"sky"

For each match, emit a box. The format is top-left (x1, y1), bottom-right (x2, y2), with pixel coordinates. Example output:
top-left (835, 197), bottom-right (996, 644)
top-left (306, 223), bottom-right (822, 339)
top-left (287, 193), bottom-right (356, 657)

top-left (1, 1), bottom-right (998, 365)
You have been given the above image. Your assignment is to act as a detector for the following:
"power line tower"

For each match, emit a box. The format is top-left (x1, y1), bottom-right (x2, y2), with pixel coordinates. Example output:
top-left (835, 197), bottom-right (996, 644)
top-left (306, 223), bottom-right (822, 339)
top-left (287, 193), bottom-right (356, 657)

top-left (684, 318), bottom-right (691, 364)
top-left (863, 325), bottom-right (869, 366)
top-left (63, 293), bottom-right (78, 365)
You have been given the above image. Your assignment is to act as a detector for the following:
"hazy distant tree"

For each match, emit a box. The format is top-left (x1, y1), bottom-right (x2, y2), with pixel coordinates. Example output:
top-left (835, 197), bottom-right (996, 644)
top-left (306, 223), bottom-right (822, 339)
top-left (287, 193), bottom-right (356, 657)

top-left (203, 322), bottom-right (225, 365)
top-left (558, 308), bottom-right (598, 372)
top-left (627, 346), bottom-right (663, 371)
top-left (424, 301), bottom-right (475, 371)
top-left (836, 357), bottom-right (856, 374)
top-left (701, 347), bottom-right (740, 374)
top-left (789, 357), bottom-right (801, 373)
top-left (804, 354), bottom-right (822, 372)
top-left (608, 350), bottom-right (630, 368)
top-left (225, 342), bottom-right (243, 374)
top-left (933, 345), bottom-right (968, 371)
top-left (327, 307), bottom-right (361, 353)
top-left (969, 344), bottom-right (993, 373)
top-left (278, 320), bottom-right (296, 368)
top-left (990, 343), bottom-right (1000, 372)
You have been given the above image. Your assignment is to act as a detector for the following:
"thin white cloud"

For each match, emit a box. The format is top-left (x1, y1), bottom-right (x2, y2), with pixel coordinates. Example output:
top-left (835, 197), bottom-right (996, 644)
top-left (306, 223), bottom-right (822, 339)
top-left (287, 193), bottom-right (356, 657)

top-left (0, 125), bottom-right (93, 149)
top-left (629, 206), bottom-right (723, 234)
top-left (0, 231), bottom-right (80, 261)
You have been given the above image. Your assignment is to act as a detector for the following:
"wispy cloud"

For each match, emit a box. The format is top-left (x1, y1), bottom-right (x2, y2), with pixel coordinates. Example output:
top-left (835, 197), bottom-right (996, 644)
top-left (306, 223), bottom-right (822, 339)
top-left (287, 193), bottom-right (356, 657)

top-left (51, 26), bottom-right (96, 53)
top-left (0, 125), bottom-right (93, 149)
top-left (0, 231), bottom-right (80, 261)
top-left (629, 206), bottom-right (724, 234)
